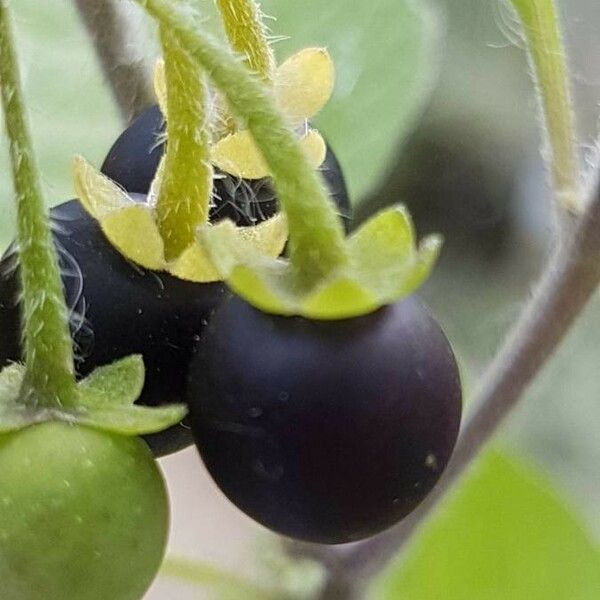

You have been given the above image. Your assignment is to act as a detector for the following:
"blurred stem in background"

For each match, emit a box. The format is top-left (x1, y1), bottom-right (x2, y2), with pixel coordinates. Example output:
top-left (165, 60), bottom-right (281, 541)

top-left (74, 0), bottom-right (154, 123)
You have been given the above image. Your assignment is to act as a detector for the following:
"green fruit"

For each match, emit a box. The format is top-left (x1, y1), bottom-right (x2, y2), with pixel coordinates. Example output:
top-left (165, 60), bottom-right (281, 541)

top-left (0, 422), bottom-right (169, 600)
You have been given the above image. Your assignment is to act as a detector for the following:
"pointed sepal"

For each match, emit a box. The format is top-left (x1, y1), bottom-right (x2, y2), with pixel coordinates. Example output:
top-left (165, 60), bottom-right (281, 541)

top-left (0, 357), bottom-right (187, 436)
top-left (275, 48), bottom-right (335, 125)
top-left (211, 129), bottom-right (326, 180)
top-left (198, 205), bottom-right (442, 320)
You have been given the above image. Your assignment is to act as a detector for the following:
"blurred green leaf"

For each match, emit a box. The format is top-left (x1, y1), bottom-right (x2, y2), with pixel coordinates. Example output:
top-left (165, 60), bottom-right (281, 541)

top-left (260, 0), bottom-right (441, 203)
top-left (371, 450), bottom-right (600, 600)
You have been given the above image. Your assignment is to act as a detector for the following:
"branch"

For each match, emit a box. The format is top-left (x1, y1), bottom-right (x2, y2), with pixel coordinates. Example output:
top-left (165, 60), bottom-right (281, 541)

top-left (73, 0), bottom-right (154, 124)
top-left (312, 183), bottom-right (600, 598)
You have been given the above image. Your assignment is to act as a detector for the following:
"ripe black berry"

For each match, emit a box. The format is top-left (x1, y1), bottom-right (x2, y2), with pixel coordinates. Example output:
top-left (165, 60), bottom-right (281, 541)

top-left (101, 104), bottom-right (352, 228)
top-left (187, 295), bottom-right (462, 544)
top-left (0, 199), bottom-right (226, 456)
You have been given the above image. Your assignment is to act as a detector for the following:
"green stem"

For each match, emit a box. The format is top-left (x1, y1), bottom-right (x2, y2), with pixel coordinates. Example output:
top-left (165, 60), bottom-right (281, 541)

top-left (0, 0), bottom-right (77, 408)
top-left (156, 26), bottom-right (212, 261)
top-left (137, 0), bottom-right (348, 287)
top-left (161, 556), bottom-right (278, 600)
top-left (510, 0), bottom-right (581, 213)
top-left (216, 0), bottom-right (275, 82)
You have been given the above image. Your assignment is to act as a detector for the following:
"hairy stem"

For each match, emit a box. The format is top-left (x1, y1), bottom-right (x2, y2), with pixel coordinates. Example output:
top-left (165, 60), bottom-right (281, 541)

top-left (216, 0), bottom-right (275, 81)
top-left (156, 27), bottom-right (212, 260)
top-left (0, 0), bottom-right (77, 407)
top-left (510, 0), bottom-right (581, 213)
top-left (136, 0), bottom-right (347, 286)
top-left (74, 0), bottom-right (154, 124)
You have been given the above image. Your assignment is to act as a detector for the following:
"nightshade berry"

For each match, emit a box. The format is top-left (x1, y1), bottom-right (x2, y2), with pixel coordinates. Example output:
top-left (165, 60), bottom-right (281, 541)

top-left (0, 422), bottom-right (169, 600)
top-left (0, 199), bottom-right (225, 456)
top-left (187, 295), bottom-right (462, 544)
top-left (101, 104), bottom-right (352, 229)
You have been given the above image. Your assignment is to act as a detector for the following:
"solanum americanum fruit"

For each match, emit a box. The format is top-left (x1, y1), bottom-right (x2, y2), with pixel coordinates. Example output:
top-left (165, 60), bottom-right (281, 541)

top-left (187, 295), bottom-right (462, 544)
top-left (0, 422), bottom-right (168, 600)
top-left (101, 104), bottom-right (352, 229)
top-left (0, 199), bottom-right (225, 456)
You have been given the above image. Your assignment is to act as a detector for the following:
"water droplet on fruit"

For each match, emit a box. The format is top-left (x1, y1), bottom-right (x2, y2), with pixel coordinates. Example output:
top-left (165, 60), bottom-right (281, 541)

top-left (425, 454), bottom-right (438, 470)
top-left (74, 515), bottom-right (83, 525)
top-left (252, 459), bottom-right (284, 482)
top-left (1, 496), bottom-right (11, 507)
top-left (248, 407), bottom-right (263, 418)
top-left (278, 391), bottom-right (289, 402)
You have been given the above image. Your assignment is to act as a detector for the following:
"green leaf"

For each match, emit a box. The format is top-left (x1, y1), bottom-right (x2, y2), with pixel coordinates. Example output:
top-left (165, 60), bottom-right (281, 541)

top-left (371, 450), bottom-right (600, 600)
top-left (260, 0), bottom-right (441, 201)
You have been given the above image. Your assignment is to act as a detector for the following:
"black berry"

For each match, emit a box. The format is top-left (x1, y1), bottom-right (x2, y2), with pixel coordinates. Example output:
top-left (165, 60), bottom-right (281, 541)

top-left (187, 295), bottom-right (462, 544)
top-left (0, 199), bottom-right (226, 456)
top-left (101, 104), bottom-right (352, 229)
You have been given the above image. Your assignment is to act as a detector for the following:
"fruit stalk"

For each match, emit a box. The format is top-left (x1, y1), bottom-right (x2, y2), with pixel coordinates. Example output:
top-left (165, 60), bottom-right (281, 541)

top-left (510, 0), bottom-right (581, 214)
top-left (136, 0), bottom-right (348, 288)
top-left (216, 0), bottom-right (276, 81)
top-left (0, 0), bottom-right (77, 407)
top-left (156, 27), bottom-right (212, 260)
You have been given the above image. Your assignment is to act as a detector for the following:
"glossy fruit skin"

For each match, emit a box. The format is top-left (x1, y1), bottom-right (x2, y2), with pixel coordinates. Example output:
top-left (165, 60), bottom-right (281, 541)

top-left (101, 104), bottom-right (352, 229)
top-left (187, 295), bottom-right (462, 544)
top-left (0, 422), bottom-right (168, 600)
top-left (0, 199), bottom-right (226, 456)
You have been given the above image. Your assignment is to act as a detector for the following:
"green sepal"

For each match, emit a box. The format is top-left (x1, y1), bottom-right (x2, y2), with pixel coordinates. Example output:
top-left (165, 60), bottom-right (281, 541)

top-left (199, 205), bottom-right (442, 320)
top-left (0, 364), bottom-right (45, 432)
top-left (0, 356), bottom-right (187, 436)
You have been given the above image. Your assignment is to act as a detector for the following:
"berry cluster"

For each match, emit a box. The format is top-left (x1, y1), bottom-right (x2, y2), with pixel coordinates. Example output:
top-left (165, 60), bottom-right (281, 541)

top-left (0, 1), bottom-right (462, 598)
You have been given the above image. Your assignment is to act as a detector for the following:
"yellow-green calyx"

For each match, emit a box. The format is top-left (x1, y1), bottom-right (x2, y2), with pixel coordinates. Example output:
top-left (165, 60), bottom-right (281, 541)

top-left (72, 156), bottom-right (287, 282)
top-left (135, 0), bottom-right (443, 320)
top-left (154, 45), bottom-right (335, 181)
top-left (0, 356), bottom-right (186, 435)
top-left (199, 206), bottom-right (441, 320)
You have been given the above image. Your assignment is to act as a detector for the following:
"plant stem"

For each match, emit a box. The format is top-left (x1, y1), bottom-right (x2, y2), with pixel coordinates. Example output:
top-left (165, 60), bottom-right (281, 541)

top-left (135, 0), bottom-right (348, 287)
top-left (156, 27), bottom-right (212, 261)
top-left (216, 0), bottom-right (275, 82)
top-left (162, 556), bottom-right (278, 600)
top-left (510, 0), bottom-right (581, 214)
top-left (74, 0), bottom-right (154, 124)
top-left (0, 0), bottom-right (77, 408)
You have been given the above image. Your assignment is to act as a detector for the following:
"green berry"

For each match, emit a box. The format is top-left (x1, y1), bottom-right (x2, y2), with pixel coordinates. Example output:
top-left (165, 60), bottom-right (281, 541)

top-left (0, 422), bottom-right (169, 600)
